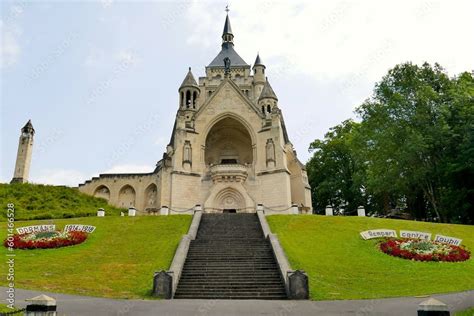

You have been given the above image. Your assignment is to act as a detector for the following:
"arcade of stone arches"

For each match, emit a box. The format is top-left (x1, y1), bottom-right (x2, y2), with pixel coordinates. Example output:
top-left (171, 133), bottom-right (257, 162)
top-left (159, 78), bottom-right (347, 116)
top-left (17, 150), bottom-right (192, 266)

top-left (93, 183), bottom-right (158, 212)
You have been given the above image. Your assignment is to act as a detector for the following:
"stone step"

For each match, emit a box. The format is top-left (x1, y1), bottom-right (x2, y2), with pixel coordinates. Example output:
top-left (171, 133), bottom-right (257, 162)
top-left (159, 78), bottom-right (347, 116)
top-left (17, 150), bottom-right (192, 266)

top-left (175, 288), bottom-right (286, 294)
top-left (173, 294), bottom-right (287, 300)
top-left (175, 213), bottom-right (286, 300)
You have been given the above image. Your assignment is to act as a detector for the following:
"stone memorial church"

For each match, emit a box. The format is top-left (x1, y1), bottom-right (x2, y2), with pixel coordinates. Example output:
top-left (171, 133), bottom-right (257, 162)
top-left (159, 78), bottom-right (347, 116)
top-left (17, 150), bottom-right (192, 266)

top-left (78, 13), bottom-right (312, 214)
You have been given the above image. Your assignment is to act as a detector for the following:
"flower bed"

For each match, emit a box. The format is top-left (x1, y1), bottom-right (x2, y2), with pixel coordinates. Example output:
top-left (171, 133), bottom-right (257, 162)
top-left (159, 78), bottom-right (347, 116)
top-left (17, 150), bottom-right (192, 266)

top-left (379, 238), bottom-right (470, 262)
top-left (4, 230), bottom-right (88, 249)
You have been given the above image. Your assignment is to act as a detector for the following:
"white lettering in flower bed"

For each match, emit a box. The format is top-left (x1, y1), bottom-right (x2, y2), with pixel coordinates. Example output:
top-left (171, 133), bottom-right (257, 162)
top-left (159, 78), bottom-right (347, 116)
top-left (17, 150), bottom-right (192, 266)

top-left (16, 225), bottom-right (55, 234)
top-left (64, 224), bottom-right (96, 233)
top-left (360, 229), bottom-right (397, 240)
top-left (399, 230), bottom-right (431, 241)
top-left (434, 234), bottom-right (462, 246)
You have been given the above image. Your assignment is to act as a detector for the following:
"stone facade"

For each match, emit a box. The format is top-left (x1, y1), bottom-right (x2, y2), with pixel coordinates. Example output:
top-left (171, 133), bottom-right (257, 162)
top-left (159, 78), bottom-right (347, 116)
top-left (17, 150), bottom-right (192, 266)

top-left (11, 120), bottom-right (35, 184)
top-left (79, 14), bottom-right (312, 214)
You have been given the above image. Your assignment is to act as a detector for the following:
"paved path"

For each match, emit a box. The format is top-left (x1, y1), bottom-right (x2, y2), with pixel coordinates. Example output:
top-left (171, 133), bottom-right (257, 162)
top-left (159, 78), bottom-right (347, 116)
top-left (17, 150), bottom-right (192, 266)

top-left (1, 287), bottom-right (473, 316)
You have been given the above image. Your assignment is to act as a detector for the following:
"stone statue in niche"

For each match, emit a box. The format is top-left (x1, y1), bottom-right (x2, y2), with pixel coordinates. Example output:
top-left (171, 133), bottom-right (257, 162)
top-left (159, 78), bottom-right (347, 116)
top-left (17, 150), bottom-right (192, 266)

top-left (223, 57), bottom-right (231, 77)
top-left (148, 189), bottom-right (156, 206)
top-left (183, 141), bottom-right (192, 164)
top-left (266, 138), bottom-right (275, 167)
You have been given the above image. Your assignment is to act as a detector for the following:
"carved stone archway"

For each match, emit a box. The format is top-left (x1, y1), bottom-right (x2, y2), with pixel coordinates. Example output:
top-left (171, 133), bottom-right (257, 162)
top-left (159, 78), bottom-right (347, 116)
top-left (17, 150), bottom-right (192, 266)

top-left (93, 185), bottom-right (110, 201)
top-left (203, 183), bottom-right (255, 213)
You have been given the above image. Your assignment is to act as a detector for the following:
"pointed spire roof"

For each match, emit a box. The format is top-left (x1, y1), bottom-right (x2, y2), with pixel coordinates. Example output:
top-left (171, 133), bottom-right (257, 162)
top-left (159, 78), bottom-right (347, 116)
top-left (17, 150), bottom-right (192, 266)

top-left (208, 12), bottom-right (249, 68)
top-left (21, 119), bottom-right (35, 134)
top-left (259, 78), bottom-right (278, 101)
top-left (223, 14), bottom-right (233, 35)
top-left (253, 53), bottom-right (264, 67)
top-left (179, 67), bottom-right (198, 89)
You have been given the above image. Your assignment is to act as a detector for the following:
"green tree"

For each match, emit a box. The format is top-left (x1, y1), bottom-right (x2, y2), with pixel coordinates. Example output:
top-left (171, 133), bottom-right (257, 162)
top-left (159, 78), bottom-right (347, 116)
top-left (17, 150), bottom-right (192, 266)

top-left (307, 62), bottom-right (474, 223)
top-left (307, 120), bottom-right (365, 214)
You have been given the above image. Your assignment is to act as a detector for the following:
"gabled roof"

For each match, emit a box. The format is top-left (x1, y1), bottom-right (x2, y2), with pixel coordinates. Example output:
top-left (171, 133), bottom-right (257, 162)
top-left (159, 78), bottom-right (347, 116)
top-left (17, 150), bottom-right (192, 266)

top-left (208, 43), bottom-right (249, 68)
top-left (259, 78), bottom-right (278, 101)
top-left (195, 78), bottom-right (262, 118)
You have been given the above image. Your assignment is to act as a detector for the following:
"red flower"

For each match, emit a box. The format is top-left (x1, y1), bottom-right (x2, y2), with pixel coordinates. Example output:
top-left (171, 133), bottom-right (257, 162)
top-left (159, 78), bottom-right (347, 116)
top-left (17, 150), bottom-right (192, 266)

top-left (3, 231), bottom-right (88, 250)
top-left (379, 238), bottom-right (470, 263)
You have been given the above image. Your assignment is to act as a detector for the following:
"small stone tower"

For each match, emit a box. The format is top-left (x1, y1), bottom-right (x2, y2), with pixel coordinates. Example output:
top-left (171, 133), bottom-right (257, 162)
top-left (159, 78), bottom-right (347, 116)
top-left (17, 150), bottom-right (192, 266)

top-left (11, 120), bottom-right (35, 184)
top-left (258, 78), bottom-right (279, 116)
top-left (253, 53), bottom-right (266, 98)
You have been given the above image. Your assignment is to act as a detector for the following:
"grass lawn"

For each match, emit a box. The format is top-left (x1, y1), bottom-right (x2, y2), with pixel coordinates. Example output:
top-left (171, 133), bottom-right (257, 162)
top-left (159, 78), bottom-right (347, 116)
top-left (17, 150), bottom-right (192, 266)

top-left (267, 215), bottom-right (474, 301)
top-left (0, 304), bottom-right (22, 313)
top-left (0, 183), bottom-right (125, 221)
top-left (0, 216), bottom-right (191, 299)
top-left (456, 307), bottom-right (474, 315)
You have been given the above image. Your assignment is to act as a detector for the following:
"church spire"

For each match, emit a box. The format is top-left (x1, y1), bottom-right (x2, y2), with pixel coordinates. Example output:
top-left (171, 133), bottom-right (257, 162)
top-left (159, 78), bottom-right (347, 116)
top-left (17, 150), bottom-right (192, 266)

top-left (222, 7), bottom-right (234, 47)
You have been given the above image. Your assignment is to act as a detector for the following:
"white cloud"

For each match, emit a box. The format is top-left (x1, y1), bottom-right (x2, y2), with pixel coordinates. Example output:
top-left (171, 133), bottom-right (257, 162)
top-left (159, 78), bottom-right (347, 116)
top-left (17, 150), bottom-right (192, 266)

top-left (31, 169), bottom-right (91, 187)
top-left (29, 164), bottom-right (154, 187)
top-left (0, 22), bottom-right (21, 68)
top-left (103, 164), bottom-right (154, 174)
top-left (154, 135), bottom-right (168, 146)
top-left (83, 46), bottom-right (106, 68)
top-left (185, 1), bottom-right (474, 81)
top-left (115, 50), bottom-right (141, 66)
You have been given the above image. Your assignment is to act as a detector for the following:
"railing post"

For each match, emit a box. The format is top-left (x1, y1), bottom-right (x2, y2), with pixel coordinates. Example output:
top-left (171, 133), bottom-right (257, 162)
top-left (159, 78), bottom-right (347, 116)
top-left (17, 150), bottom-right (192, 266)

top-left (97, 208), bottom-right (105, 217)
top-left (325, 205), bottom-right (333, 216)
top-left (160, 206), bottom-right (169, 215)
top-left (26, 294), bottom-right (57, 316)
top-left (152, 271), bottom-right (173, 299)
top-left (291, 204), bottom-right (299, 214)
top-left (288, 270), bottom-right (309, 299)
top-left (417, 298), bottom-right (450, 316)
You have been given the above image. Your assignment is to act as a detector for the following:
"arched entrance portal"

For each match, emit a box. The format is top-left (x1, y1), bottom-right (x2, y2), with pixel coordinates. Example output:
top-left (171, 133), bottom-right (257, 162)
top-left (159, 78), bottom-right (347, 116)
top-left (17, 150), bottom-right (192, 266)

top-left (204, 117), bottom-right (253, 166)
top-left (216, 188), bottom-right (245, 212)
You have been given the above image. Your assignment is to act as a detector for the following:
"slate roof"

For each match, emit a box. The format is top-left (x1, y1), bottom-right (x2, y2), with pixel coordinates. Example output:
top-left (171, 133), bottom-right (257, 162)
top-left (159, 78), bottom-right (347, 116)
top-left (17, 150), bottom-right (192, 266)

top-left (208, 43), bottom-right (249, 68)
top-left (21, 119), bottom-right (35, 134)
top-left (253, 53), bottom-right (263, 66)
top-left (223, 14), bottom-right (233, 35)
top-left (179, 67), bottom-right (198, 88)
top-left (258, 78), bottom-right (278, 101)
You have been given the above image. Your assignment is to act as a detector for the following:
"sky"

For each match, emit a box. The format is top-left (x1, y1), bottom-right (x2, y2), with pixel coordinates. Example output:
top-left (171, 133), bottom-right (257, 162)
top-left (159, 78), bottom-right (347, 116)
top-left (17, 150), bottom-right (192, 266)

top-left (1, 0), bottom-right (473, 186)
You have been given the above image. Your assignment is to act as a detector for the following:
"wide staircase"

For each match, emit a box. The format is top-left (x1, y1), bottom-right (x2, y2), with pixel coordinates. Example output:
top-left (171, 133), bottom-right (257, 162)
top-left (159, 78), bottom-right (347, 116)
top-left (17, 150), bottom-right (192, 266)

top-left (174, 213), bottom-right (287, 299)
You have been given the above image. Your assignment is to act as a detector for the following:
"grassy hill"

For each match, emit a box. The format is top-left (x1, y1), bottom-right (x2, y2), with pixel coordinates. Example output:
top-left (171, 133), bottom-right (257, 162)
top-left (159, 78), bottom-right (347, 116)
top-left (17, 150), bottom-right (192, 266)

top-left (0, 212), bottom-right (472, 301)
top-left (267, 215), bottom-right (474, 300)
top-left (0, 216), bottom-right (192, 298)
top-left (0, 183), bottom-right (125, 221)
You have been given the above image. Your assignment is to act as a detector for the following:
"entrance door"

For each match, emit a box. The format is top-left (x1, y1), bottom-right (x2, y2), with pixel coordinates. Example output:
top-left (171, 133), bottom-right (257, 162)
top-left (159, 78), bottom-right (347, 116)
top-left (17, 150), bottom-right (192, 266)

top-left (223, 209), bottom-right (237, 213)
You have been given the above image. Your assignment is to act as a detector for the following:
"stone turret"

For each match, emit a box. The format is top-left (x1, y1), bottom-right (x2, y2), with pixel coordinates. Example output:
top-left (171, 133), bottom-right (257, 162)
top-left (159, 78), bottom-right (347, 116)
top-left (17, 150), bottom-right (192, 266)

top-left (253, 53), bottom-right (266, 97)
top-left (179, 67), bottom-right (200, 110)
top-left (258, 78), bottom-right (278, 115)
top-left (11, 120), bottom-right (35, 184)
